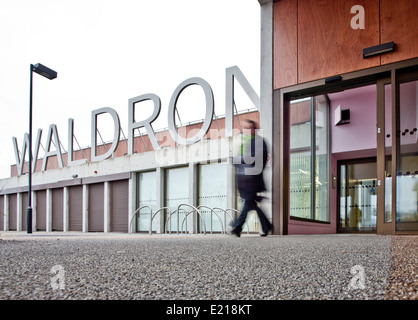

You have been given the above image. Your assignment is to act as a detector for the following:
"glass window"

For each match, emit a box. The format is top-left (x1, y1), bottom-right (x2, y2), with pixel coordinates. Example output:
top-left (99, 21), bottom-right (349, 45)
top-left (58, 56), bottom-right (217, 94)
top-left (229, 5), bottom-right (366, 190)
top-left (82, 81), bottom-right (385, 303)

top-left (165, 167), bottom-right (189, 233)
top-left (315, 95), bottom-right (329, 222)
top-left (138, 171), bottom-right (156, 232)
top-left (289, 98), bottom-right (312, 220)
top-left (339, 165), bottom-right (347, 228)
top-left (198, 163), bottom-right (227, 233)
top-left (397, 80), bottom-right (418, 230)
top-left (289, 96), bottom-right (329, 222)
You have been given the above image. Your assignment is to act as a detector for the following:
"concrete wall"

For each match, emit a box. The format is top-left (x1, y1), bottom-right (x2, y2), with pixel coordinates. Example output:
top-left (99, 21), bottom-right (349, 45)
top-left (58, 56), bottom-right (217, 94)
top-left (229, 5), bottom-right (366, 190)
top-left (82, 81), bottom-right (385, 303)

top-left (0, 136), bottom-right (251, 233)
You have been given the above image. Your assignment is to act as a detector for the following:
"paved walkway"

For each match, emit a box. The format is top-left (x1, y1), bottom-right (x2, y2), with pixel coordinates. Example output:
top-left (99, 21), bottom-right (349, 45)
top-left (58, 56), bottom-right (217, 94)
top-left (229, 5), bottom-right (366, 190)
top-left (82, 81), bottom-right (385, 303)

top-left (0, 232), bottom-right (416, 300)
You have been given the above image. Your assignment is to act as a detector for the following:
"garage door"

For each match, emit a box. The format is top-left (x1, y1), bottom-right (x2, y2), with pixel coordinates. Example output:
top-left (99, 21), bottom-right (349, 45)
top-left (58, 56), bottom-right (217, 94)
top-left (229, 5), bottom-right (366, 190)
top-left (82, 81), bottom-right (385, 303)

top-left (36, 190), bottom-right (46, 231)
top-left (88, 183), bottom-right (104, 232)
top-left (110, 180), bottom-right (129, 232)
top-left (52, 188), bottom-right (63, 231)
top-left (8, 194), bottom-right (17, 231)
top-left (0, 195), bottom-right (4, 231)
top-left (21, 192), bottom-right (28, 231)
top-left (69, 186), bottom-right (83, 231)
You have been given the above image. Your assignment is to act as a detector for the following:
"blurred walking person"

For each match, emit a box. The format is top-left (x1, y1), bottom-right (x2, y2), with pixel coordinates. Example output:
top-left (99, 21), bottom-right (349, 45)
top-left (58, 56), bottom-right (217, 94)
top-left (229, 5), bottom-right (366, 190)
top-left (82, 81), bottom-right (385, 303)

top-left (231, 119), bottom-right (272, 237)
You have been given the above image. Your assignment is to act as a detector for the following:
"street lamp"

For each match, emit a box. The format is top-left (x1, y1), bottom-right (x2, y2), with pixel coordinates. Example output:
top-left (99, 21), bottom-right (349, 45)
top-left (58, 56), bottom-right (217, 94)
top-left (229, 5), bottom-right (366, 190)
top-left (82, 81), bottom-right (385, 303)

top-left (27, 63), bottom-right (57, 234)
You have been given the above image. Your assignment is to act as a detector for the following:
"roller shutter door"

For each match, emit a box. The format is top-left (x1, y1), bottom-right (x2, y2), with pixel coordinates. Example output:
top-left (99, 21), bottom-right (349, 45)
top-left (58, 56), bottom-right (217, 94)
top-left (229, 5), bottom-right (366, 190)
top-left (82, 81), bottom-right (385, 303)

top-left (21, 192), bottom-right (28, 231)
top-left (69, 186), bottom-right (83, 231)
top-left (8, 194), bottom-right (17, 231)
top-left (88, 183), bottom-right (104, 232)
top-left (110, 180), bottom-right (129, 232)
top-left (0, 195), bottom-right (4, 231)
top-left (52, 188), bottom-right (63, 231)
top-left (36, 190), bottom-right (46, 231)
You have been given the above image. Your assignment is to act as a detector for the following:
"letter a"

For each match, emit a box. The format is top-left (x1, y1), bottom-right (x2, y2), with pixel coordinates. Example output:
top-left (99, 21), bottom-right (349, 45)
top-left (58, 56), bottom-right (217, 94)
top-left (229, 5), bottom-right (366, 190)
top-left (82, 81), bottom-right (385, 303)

top-left (351, 5), bottom-right (365, 30)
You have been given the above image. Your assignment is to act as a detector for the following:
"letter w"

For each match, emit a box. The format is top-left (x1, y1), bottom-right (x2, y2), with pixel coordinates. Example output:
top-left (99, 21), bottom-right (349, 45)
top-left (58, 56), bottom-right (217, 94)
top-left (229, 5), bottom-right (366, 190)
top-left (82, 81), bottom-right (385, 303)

top-left (12, 129), bottom-right (42, 176)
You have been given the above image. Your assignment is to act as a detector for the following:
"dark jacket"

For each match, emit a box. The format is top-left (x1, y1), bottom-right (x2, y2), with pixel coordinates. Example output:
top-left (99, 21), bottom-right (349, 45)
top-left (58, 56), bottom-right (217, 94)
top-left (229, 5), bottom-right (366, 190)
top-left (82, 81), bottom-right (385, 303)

top-left (234, 134), bottom-right (268, 200)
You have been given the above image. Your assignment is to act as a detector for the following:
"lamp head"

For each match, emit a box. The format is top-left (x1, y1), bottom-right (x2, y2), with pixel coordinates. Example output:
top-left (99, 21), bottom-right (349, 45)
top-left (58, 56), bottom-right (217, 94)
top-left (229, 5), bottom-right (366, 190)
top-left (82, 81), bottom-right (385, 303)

top-left (32, 63), bottom-right (57, 80)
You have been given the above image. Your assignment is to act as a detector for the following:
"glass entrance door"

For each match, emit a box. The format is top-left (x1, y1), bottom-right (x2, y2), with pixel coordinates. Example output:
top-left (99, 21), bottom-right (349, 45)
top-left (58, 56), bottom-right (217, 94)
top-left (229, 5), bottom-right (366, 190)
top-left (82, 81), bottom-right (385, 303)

top-left (396, 78), bottom-right (418, 230)
top-left (379, 72), bottom-right (418, 232)
top-left (338, 159), bottom-right (377, 232)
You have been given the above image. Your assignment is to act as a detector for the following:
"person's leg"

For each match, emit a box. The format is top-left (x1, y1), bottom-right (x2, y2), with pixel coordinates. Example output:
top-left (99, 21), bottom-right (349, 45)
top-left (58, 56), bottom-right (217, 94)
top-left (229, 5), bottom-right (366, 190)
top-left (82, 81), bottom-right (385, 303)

top-left (232, 200), bottom-right (253, 236)
top-left (254, 206), bottom-right (272, 235)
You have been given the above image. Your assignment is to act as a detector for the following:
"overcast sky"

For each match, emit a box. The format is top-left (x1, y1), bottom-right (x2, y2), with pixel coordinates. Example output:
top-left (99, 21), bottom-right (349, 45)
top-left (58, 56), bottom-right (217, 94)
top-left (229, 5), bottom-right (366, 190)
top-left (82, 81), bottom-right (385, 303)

top-left (0, 0), bottom-right (260, 179)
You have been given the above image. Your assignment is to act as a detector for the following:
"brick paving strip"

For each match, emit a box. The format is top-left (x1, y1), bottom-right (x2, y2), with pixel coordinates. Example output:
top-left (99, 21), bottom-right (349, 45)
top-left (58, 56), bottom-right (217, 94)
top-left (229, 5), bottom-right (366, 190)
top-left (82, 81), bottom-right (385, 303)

top-left (385, 236), bottom-right (418, 300)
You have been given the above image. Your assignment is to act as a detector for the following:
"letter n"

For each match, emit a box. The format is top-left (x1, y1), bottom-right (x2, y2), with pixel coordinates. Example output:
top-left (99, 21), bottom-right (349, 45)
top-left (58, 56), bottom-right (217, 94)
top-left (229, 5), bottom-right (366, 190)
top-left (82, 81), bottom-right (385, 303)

top-left (225, 66), bottom-right (260, 137)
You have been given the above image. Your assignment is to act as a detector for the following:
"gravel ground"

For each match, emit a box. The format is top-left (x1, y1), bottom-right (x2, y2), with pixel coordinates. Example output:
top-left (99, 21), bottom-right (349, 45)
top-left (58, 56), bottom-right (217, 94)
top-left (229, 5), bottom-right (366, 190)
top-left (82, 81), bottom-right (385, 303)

top-left (0, 232), bottom-right (416, 300)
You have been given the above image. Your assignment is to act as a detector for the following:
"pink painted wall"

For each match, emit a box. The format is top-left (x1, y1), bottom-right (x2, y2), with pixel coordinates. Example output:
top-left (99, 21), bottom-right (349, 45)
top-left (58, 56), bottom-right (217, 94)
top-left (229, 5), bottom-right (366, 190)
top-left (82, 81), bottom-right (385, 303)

top-left (288, 85), bottom-right (377, 235)
top-left (330, 85), bottom-right (377, 154)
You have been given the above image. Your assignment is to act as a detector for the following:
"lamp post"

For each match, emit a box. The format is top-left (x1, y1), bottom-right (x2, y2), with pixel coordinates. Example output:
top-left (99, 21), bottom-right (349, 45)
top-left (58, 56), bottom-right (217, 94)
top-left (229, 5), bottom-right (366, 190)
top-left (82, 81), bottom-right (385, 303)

top-left (27, 63), bottom-right (57, 234)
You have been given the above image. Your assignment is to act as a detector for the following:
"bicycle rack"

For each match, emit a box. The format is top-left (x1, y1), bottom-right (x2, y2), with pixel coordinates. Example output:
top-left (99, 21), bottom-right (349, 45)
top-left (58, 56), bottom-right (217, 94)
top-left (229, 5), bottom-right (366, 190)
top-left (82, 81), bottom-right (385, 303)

top-left (150, 207), bottom-right (170, 235)
top-left (213, 207), bottom-right (251, 234)
top-left (170, 204), bottom-right (207, 235)
top-left (197, 205), bottom-right (225, 234)
top-left (129, 205), bottom-right (153, 231)
top-left (131, 203), bottom-right (256, 235)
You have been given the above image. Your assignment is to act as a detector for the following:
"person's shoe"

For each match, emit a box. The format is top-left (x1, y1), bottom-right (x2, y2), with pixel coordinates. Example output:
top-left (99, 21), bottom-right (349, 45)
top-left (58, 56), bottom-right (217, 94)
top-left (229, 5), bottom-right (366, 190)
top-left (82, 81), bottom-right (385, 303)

top-left (260, 224), bottom-right (274, 237)
top-left (231, 228), bottom-right (241, 237)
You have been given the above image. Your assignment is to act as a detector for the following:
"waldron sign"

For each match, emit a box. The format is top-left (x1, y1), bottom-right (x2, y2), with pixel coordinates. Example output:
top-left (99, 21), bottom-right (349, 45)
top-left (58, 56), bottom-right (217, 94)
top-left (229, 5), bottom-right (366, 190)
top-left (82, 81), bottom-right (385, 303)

top-left (12, 66), bottom-right (260, 176)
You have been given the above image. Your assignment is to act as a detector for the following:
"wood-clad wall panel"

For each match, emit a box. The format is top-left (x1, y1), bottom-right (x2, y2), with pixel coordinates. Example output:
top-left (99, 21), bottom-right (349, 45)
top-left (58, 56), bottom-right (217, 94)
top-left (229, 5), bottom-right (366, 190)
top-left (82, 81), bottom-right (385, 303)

top-left (380, 0), bottom-right (418, 65)
top-left (274, 0), bottom-right (298, 89)
top-left (274, 0), bottom-right (418, 88)
top-left (297, 0), bottom-right (380, 84)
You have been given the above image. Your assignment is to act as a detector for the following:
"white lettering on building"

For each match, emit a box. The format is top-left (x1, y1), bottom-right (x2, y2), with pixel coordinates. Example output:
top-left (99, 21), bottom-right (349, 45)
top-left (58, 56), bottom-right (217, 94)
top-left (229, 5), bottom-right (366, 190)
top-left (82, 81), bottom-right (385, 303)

top-left (12, 66), bottom-right (259, 175)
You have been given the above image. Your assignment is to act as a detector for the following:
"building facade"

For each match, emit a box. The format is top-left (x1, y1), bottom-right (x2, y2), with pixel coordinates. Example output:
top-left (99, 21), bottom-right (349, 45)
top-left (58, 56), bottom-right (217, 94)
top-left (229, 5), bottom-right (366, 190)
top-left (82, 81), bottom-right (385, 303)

top-left (269, 0), bottom-right (418, 235)
top-left (1, 0), bottom-right (417, 236)
top-left (0, 97), bottom-right (264, 235)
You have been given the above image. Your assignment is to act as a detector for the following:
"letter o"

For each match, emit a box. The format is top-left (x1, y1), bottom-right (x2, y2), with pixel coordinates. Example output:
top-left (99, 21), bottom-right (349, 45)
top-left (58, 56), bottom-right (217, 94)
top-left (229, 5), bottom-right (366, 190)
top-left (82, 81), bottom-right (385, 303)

top-left (168, 77), bottom-right (214, 145)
